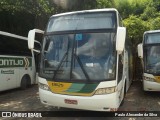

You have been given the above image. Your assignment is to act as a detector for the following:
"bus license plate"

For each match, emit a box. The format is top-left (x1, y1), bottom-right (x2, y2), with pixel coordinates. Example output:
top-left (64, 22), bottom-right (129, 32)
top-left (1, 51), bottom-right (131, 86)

top-left (64, 99), bottom-right (78, 105)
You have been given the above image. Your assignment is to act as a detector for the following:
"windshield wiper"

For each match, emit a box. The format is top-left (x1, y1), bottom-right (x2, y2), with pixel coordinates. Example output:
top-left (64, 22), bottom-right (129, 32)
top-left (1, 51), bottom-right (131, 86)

top-left (53, 52), bottom-right (68, 79)
top-left (53, 39), bottom-right (70, 79)
top-left (74, 54), bottom-right (90, 81)
top-left (52, 36), bottom-right (90, 81)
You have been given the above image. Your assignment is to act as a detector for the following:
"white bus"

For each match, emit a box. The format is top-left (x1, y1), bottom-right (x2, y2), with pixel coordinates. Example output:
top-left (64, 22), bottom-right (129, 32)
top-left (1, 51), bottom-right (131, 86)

top-left (138, 30), bottom-right (160, 91)
top-left (28, 8), bottom-right (133, 111)
top-left (0, 31), bottom-right (37, 91)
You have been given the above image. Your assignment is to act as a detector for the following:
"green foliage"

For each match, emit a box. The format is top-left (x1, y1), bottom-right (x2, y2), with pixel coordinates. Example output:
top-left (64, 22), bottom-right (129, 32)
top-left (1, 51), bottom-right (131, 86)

top-left (123, 15), bottom-right (149, 46)
top-left (113, 0), bottom-right (160, 46)
top-left (52, 0), bottom-right (97, 11)
top-left (96, 0), bottom-right (114, 8)
top-left (0, 0), bottom-right (56, 16)
top-left (150, 17), bottom-right (160, 30)
top-left (114, 0), bottom-right (149, 18)
top-left (114, 0), bottom-right (132, 18)
top-left (0, 0), bottom-right (160, 46)
top-left (141, 6), bottom-right (159, 21)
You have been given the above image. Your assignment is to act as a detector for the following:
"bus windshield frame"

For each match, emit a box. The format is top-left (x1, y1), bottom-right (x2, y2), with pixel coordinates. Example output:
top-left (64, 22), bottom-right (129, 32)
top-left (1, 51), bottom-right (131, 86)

top-left (46, 11), bottom-right (117, 33)
top-left (143, 32), bottom-right (160, 75)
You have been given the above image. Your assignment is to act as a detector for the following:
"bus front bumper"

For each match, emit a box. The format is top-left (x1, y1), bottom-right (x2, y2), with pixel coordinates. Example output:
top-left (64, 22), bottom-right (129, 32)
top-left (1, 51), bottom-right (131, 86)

top-left (39, 88), bottom-right (119, 111)
top-left (143, 80), bottom-right (160, 91)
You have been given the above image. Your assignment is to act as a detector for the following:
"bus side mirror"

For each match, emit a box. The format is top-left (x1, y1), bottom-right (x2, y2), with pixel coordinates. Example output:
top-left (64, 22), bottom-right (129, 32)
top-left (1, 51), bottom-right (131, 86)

top-left (28, 29), bottom-right (44, 52)
top-left (137, 43), bottom-right (143, 58)
top-left (28, 30), bottom-right (35, 49)
top-left (116, 27), bottom-right (126, 54)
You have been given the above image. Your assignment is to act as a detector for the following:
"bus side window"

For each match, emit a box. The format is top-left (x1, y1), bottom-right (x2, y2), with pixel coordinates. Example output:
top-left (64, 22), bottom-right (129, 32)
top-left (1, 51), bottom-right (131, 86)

top-left (118, 54), bottom-right (123, 83)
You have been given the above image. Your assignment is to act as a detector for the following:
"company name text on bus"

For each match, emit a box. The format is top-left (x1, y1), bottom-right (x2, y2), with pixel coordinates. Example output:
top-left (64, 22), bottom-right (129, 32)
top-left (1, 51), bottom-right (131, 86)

top-left (0, 57), bottom-right (31, 68)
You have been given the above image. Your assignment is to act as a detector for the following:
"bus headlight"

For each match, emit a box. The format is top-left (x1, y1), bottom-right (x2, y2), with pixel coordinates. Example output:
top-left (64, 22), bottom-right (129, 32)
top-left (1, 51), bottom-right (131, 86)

top-left (39, 82), bottom-right (50, 91)
top-left (143, 76), bottom-right (155, 82)
top-left (94, 86), bottom-right (116, 95)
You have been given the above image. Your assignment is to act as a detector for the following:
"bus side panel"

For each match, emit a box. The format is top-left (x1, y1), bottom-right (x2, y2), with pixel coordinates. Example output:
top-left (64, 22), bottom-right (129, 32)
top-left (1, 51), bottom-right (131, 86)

top-left (0, 56), bottom-right (35, 91)
top-left (0, 68), bottom-right (8, 91)
top-left (18, 57), bottom-right (35, 86)
top-left (0, 56), bottom-right (18, 91)
top-left (7, 67), bottom-right (18, 89)
top-left (0, 68), bottom-right (18, 91)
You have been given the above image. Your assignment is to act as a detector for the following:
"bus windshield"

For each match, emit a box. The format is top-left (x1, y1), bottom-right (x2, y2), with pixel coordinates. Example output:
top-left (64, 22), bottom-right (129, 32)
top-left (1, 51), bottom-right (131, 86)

top-left (145, 46), bottom-right (160, 74)
top-left (46, 12), bottom-right (116, 32)
top-left (144, 33), bottom-right (160, 74)
top-left (40, 32), bottom-right (116, 81)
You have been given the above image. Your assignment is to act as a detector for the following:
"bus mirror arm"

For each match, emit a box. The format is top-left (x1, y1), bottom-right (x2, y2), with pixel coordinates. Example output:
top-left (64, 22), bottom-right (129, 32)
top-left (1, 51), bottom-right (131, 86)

top-left (28, 29), bottom-right (44, 52)
top-left (33, 40), bottom-right (41, 53)
top-left (116, 27), bottom-right (126, 54)
top-left (32, 49), bottom-right (40, 53)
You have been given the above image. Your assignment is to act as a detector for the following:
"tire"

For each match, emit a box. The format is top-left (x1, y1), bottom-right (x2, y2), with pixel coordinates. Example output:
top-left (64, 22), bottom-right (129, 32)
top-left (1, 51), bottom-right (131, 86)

top-left (20, 75), bottom-right (31, 90)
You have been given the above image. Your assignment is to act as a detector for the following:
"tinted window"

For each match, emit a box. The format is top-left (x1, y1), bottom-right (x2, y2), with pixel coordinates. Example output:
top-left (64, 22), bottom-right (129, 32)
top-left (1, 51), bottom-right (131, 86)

top-left (144, 32), bottom-right (160, 44)
top-left (0, 35), bottom-right (31, 56)
top-left (47, 12), bottom-right (116, 32)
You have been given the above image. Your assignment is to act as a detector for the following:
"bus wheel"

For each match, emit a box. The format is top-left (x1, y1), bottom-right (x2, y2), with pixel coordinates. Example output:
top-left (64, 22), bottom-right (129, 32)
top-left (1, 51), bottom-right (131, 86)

top-left (20, 75), bottom-right (31, 90)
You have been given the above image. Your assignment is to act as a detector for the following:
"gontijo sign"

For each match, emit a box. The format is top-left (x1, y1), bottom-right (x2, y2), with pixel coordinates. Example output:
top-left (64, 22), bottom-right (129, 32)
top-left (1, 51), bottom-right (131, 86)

top-left (0, 57), bottom-right (32, 68)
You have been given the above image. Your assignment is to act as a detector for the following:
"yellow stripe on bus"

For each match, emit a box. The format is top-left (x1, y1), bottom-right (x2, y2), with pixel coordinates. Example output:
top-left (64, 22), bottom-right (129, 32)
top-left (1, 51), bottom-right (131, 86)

top-left (154, 76), bottom-right (160, 83)
top-left (47, 81), bottom-right (72, 92)
top-left (47, 81), bottom-right (95, 96)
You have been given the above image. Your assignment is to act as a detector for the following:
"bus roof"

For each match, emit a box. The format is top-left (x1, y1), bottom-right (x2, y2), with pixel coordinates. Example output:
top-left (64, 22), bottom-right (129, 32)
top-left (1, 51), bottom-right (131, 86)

top-left (144, 30), bottom-right (160, 35)
top-left (51, 8), bottom-right (118, 18)
top-left (143, 30), bottom-right (160, 44)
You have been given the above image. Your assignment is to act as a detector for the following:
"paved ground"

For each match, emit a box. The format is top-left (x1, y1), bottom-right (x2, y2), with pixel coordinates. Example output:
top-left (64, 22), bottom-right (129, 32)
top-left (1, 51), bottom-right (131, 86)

top-left (0, 81), bottom-right (160, 120)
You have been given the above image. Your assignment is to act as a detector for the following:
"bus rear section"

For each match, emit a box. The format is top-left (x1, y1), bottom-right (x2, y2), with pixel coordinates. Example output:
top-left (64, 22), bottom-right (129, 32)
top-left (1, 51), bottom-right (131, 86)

top-left (0, 31), bottom-right (36, 91)
top-left (138, 30), bottom-right (160, 91)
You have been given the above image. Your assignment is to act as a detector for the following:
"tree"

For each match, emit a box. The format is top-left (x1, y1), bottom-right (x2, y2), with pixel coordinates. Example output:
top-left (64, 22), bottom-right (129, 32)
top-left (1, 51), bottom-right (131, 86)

top-left (150, 17), bottom-right (160, 30)
top-left (96, 0), bottom-right (114, 8)
top-left (0, 0), bottom-right (58, 35)
top-left (141, 6), bottom-right (159, 21)
top-left (123, 15), bottom-right (149, 47)
top-left (114, 0), bottom-right (150, 18)
top-left (53, 0), bottom-right (97, 11)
